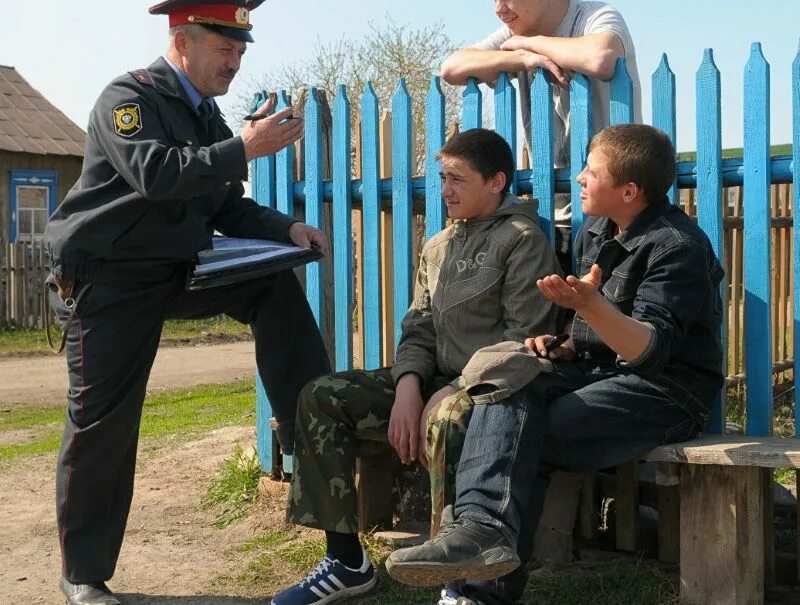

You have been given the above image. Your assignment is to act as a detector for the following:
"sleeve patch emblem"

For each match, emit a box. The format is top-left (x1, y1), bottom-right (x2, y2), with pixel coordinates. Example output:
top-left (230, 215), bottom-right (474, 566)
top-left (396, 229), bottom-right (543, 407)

top-left (113, 103), bottom-right (142, 137)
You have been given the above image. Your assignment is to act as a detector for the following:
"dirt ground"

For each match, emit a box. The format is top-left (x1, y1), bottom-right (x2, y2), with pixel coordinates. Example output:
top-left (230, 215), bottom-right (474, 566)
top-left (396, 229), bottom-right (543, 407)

top-left (0, 425), bottom-right (291, 604)
top-left (0, 341), bottom-right (258, 407)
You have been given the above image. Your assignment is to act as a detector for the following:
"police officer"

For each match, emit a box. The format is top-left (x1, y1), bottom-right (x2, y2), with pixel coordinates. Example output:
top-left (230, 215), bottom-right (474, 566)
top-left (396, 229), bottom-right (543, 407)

top-left (44, 2), bottom-right (331, 603)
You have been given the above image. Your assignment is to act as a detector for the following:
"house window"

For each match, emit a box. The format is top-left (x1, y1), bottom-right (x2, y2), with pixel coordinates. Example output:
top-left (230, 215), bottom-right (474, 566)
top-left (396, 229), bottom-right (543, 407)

top-left (10, 170), bottom-right (59, 243)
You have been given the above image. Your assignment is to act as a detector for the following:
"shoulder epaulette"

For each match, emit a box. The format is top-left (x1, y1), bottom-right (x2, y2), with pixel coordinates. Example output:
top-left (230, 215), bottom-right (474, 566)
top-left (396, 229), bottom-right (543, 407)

top-left (129, 69), bottom-right (154, 87)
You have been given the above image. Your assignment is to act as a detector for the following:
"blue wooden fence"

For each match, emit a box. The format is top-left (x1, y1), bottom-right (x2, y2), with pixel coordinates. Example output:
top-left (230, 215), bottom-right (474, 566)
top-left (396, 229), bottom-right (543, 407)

top-left (252, 42), bottom-right (799, 470)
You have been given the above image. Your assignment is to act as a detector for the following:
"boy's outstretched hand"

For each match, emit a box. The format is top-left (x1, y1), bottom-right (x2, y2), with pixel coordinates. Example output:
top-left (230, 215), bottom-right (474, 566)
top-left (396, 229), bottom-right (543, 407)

top-left (537, 264), bottom-right (603, 313)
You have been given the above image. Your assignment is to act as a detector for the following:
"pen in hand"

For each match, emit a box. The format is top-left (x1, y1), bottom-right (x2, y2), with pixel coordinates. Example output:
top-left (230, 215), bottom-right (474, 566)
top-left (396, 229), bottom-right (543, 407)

top-left (243, 113), bottom-right (300, 122)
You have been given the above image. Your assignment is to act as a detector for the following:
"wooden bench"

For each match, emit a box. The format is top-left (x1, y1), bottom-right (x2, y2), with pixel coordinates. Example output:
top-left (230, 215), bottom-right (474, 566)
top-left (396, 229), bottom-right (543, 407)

top-left (631, 435), bottom-right (800, 605)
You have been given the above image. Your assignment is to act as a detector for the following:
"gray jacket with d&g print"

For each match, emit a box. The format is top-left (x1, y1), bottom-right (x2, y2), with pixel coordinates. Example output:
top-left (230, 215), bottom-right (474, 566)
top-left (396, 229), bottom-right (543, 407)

top-left (391, 193), bottom-right (560, 390)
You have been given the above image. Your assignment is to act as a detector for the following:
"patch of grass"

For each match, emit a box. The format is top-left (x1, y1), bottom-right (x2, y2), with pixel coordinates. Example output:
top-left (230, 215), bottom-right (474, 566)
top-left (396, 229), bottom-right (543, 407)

top-left (0, 379), bottom-right (257, 467)
top-left (236, 530), bottom-right (294, 553)
top-left (204, 443), bottom-right (263, 528)
top-left (0, 317), bottom-right (251, 357)
top-left (0, 325), bottom-right (62, 356)
top-left (215, 530), bottom-right (438, 604)
top-left (217, 530), bottom-right (680, 604)
top-left (523, 560), bottom-right (679, 605)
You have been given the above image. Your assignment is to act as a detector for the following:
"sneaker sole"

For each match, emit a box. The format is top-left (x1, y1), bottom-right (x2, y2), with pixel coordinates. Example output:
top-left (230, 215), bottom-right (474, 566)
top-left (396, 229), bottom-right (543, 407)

top-left (269, 575), bottom-right (377, 605)
top-left (385, 548), bottom-right (521, 587)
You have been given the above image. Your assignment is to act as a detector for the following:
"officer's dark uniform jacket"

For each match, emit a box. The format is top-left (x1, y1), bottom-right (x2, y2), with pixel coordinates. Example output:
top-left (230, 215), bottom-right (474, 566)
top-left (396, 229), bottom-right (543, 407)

top-left (45, 57), bottom-right (297, 282)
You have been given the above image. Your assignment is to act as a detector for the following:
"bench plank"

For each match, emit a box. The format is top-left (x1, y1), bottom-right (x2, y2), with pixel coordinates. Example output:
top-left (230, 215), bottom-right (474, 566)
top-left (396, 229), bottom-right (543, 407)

top-left (645, 435), bottom-right (800, 468)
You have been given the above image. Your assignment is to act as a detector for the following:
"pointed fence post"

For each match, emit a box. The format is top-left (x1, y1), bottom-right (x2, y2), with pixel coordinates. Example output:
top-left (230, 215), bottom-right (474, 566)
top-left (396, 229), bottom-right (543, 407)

top-left (462, 77), bottom-right (482, 131)
top-left (392, 79), bottom-right (413, 350)
top-left (276, 90), bottom-right (295, 217)
top-left (425, 76), bottom-right (446, 239)
top-left (360, 82), bottom-right (383, 371)
top-left (743, 42), bottom-right (773, 437)
top-left (695, 49), bottom-right (726, 434)
top-left (494, 72), bottom-right (517, 193)
top-left (333, 85), bottom-right (353, 372)
top-left (610, 57), bottom-right (634, 126)
top-left (531, 68), bottom-right (555, 242)
top-left (569, 74), bottom-right (592, 249)
top-left (653, 54), bottom-right (678, 204)
top-left (793, 41), bottom-right (800, 440)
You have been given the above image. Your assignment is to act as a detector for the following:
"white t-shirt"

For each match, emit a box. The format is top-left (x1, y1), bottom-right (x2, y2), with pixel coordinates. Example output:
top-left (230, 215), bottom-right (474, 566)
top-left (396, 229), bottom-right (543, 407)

top-left (473, 0), bottom-right (642, 172)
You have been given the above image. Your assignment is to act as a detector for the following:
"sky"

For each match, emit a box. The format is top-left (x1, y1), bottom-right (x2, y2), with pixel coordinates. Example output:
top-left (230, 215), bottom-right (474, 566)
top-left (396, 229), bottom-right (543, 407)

top-left (2, 0), bottom-right (798, 152)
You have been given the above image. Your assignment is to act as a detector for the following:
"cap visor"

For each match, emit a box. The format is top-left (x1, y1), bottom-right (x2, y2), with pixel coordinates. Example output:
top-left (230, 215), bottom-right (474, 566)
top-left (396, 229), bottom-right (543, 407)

top-left (202, 24), bottom-right (254, 42)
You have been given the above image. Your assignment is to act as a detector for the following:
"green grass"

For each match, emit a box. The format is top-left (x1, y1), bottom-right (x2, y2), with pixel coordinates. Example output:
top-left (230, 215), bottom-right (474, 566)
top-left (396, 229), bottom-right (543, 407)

top-left (0, 317), bottom-right (251, 357)
top-left (0, 379), bottom-right (257, 467)
top-left (214, 531), bottom-right (439, 604)
top-left (523, 561), bottom-right (678, 605)
top-left (216, 530), bottom-right (680, 604)
top-left (203, 443), bottom-right (263, 528)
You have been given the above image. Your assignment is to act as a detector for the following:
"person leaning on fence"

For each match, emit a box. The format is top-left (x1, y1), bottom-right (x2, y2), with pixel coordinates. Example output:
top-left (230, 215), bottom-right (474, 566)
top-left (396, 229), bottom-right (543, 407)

top-left (271, 128), bottom-right (561, 605)
top-left (441, 0), bottom-right (641, 273)
top-left (43, 2), bottom-right (332, 604)
top-left (386, 124), bottom-right (725, 605)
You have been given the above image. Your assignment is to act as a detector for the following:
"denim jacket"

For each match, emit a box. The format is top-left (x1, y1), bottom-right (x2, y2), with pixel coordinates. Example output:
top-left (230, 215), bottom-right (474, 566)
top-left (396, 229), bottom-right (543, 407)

top-left (571, 197), bottom-right (725, 421)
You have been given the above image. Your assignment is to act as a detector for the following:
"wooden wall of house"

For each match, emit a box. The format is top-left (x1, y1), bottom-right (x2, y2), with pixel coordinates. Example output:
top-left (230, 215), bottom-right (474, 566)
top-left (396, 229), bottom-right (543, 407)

top-left (0, 150), bottom-right (83, 243)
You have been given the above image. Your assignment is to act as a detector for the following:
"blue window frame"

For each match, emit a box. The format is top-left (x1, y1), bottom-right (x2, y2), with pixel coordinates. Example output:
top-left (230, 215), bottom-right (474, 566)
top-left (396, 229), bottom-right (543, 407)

top-left (9, 170), bottom-right (59, 243)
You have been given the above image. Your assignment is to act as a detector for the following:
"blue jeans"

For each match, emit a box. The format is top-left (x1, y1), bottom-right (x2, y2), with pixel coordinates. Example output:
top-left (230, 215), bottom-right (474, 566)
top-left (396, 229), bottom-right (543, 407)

top-left (452, 361), bottom-right (704, 605)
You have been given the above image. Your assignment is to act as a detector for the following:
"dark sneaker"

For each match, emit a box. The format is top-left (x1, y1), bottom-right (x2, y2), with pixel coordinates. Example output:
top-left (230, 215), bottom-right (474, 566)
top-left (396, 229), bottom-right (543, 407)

top-left (271, 549), bottom-right (376, 604)
top-left (59, 578), bottom-right (120, 605)
top-left (385, 518), bottom-right (520, 587)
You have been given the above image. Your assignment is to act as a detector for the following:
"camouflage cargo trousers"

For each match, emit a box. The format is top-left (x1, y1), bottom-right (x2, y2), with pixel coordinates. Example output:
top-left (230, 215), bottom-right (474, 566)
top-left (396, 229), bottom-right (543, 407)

top-left (287, 367), bottom-right (459, 533)
top-left (425, 389), bottom-right (475, 535)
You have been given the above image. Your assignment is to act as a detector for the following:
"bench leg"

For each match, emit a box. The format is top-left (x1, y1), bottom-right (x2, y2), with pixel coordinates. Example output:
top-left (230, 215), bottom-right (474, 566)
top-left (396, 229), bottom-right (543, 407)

top-left (356, 455), bottom-right (394, 532)
top-left (655, 462), bottom-right (681, 563)
top-left (532, 471), bottom-right (582, 564)
top-left (615, 461), bottom-right (640, 552)
top-left (679, 464), bottom-right (764, 605)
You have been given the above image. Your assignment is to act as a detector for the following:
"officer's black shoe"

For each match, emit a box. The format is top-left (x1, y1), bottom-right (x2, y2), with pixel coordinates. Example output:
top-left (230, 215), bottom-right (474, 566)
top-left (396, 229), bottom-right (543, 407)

top-left (59, 577), bottom-right (120, 605)
top-left (385, 517), bottom-right (520, 587)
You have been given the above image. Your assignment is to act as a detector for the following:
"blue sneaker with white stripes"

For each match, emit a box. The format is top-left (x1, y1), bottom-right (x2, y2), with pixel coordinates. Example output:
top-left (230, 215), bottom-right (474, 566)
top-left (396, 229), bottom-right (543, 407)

top-left (270, 549), bottom-right (376, 605)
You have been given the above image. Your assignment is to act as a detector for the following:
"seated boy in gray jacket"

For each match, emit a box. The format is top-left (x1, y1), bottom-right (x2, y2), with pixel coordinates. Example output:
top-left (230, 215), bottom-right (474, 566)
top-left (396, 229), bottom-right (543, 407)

top-left (271, 128), bottom-right (560, 605)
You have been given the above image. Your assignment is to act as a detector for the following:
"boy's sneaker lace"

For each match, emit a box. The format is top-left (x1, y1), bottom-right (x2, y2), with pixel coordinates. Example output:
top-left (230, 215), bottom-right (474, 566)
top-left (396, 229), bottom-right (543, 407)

top-left (270, 548), bottom-right (376, 605)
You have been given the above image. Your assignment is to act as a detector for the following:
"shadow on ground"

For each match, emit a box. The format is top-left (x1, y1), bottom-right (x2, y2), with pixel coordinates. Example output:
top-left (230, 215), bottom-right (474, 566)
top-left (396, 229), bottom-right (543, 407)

top-left (119, 593), bottom-right (268, 604)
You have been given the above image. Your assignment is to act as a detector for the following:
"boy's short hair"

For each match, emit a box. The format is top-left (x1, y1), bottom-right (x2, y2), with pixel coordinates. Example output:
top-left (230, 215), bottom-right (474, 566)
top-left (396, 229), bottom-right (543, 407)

top-left (437, 128), bottom-right (515, 194)
top-left (589, 124), bottom-right (676, 203)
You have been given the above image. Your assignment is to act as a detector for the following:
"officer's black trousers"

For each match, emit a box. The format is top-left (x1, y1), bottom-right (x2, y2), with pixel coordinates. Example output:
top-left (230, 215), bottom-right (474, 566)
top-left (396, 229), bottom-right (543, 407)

top-left (49, 268), bottom-right (330, 583)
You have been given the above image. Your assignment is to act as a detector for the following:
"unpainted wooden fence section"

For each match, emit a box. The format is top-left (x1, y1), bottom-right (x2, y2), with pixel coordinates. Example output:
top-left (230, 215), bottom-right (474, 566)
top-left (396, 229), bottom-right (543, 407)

top-left (0, 240), bottom-right (50, 328)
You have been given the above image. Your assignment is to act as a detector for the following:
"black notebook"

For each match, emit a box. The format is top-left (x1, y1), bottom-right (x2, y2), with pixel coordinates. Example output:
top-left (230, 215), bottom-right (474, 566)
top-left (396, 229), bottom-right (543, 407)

top-left (186, 237), bottom-right (322, 290)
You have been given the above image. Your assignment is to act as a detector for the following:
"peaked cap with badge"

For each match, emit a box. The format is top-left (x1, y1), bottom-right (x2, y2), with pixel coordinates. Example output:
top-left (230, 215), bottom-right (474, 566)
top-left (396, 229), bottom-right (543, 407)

top-left (148, 0), bottom-right (267, 42)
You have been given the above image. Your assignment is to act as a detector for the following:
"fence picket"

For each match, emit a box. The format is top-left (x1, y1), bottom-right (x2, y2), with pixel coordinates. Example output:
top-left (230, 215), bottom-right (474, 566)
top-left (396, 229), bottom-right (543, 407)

top-left (425, 77), bottom-right (446, 239)
top-left (462, 78), bottom-right (482, 131)
top-left (333, 85), bottom-right (353, 371)
top-left (391, 79), bottom-right (413, 350)
top-left (610, 58), bottom-right (634, 125)
top-left (360, 82), bottom-right (383, 371)
top-left (793, 41), bottom-right (800, 437)
top-left (494, 73), bottom-right (517, 193)
top-left (304, 88), bottom-right (326, 332)
top-left (276, 90), bottom-right (295, 217)
top-left (569, 74), bottom-right (592, 250)
top-left (531, 68), bottom-right (555, 242)
top-left (250, 91), bottom-right (276, 209)
top-left (743, 42), bottom-right (773, 436)
top-left (653, 54), bottom-right (678, 204)
top-left (696, 49), bottom-right (726, 433)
